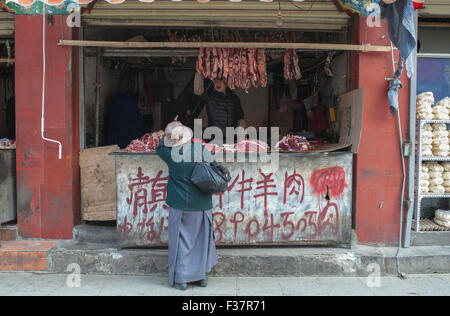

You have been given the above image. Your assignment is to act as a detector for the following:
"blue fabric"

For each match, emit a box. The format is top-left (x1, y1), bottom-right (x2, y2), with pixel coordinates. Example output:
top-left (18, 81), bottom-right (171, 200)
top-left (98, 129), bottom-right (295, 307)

top-left (385, 0), bottom-right (417, 78)
top-left (388, 58), bottom-right (404, 116)
top-left (168, 207), bottom-right (217, 286)
top-left (107, 92), bottom-right (142, 149)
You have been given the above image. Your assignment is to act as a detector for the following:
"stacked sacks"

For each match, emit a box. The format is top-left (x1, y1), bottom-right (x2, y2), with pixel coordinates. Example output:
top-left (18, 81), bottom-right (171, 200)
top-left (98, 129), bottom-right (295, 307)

top-left (442, 162), bottom-right (450, 193)
top-left (416, 92), bottom-right (434, 120)
top-left (433, 209), bottom-right (450, 228)
top-left (419, 165), bottom-right (430, 193)
top-left (432, 100), bottom-right (450, 120)
top-left (431, 123), bottom-right (449, 157)
top-left (421, 123), bottom-right (433, 157)
top-left (423, 162), bottom-right (445, 193)
top-left (436, 97), bottom-right (450, 112)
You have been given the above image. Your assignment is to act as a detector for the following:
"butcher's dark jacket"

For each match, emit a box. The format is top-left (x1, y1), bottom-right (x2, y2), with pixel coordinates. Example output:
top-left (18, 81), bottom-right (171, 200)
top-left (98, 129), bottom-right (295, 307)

top-left (196, 89), bottom-right (245, 137)
top-left (107, 92), bottom-right (142, 149)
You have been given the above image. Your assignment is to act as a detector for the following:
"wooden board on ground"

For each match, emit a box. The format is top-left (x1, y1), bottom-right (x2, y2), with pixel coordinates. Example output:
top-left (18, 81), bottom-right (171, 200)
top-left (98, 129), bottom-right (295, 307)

top-left (80, 145), bottom-right (118, 221)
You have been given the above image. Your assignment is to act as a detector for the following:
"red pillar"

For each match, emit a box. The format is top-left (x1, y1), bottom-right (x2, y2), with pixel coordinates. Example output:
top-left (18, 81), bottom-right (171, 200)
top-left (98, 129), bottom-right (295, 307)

top-left (15, 15), bottom-right (80, 239)
top-left (354, 17), bottom-right (410, 244)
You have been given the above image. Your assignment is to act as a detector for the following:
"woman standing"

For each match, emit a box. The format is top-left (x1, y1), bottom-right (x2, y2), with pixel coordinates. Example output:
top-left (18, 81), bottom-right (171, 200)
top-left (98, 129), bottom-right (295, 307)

top-left (156, 120), bottom-right (218, 291)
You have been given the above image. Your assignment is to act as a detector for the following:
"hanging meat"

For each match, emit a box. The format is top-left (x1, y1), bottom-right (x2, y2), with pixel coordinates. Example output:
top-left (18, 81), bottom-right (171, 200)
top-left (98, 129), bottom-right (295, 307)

top-left (292, 50), bottom-right (302, 80)
top-left (205, 48), bottom-right (211, 79)
top-left (211, 48), bottom-right (218, 80)
top-left (283, 49), bottom-right (302, 81)
top-left (222, 48), bottom-right (229, 82)
top-left (324, 51), bottom-right (336, 78)
top-left (217, 48), bottom-right (223, 79)
top-left (228, 48), bottom-right (235, 90)
top-left (195, 47), bottom-right (268, 90)
top-left (257, 49), bottom-right (267, 87)
top-left (196, 47), bottom-right (205, 75)
top-left (248, 48), bottom-right (258, 88)
top-left (284, 49), bottom-right (292, 80)
top-left (233, 48), bottom-right (241, 89)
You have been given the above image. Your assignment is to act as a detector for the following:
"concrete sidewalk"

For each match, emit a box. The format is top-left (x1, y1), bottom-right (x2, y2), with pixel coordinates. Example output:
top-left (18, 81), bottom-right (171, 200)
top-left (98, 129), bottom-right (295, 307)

top-left (47, 240), bottom-right (450, 277)
top-left (0, 272), bottom-right (448, 296)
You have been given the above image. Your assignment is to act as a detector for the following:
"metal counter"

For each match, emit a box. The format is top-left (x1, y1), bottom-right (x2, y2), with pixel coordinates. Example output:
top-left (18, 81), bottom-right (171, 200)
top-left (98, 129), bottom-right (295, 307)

top-left (113, 151), bottom-right (353, 248)
top-left (0, 149), bottom-right (16, 225)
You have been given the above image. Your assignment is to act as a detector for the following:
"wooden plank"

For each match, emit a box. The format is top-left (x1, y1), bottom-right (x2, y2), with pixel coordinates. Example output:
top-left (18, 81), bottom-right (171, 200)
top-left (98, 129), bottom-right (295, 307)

top-left (80, 145), bottom-right (117, 221)
top-left (86, 9), bottom-right (349, 19)
top-left (102, 49), bottom-right (199, 57)
top-left (419, 4), bottom-right (450, 17)
top-left (90, 0), bottom-right (338, 11)
top-left (0, 12), bottom-right (14, 19)
top-left (0, 22), bottom-right (15, 29)
top-left (83, 16), bottom-right (349, 25)
top-left (0, 58), bottom-right (14, 63)
top-left (82, 18), bottom-right (348, 31)
top-left (419, 21), bottom-right (450, 28)
top-left (60, 39), bottom-right (392, 52)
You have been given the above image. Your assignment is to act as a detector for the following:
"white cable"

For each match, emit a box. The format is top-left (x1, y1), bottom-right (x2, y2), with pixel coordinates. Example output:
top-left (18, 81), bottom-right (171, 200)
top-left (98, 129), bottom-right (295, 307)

top-left (41, 4), bottom-right (62, 159)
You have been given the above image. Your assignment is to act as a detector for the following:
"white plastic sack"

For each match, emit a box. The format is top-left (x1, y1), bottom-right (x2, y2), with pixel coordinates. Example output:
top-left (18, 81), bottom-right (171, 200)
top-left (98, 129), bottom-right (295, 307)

top-left (435, 209), bottom-right (450, 221)
top-left (430, 185), bottom-right (445, 193)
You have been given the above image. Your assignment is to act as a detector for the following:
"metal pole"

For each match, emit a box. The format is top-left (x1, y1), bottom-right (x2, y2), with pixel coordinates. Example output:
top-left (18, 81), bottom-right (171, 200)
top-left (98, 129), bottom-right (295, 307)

top-left (389, 41), bottom-right (406, 279)
top-left (95, 48), bottom-right (101, 147)
top-left (404, 10), bottom-right (418, 248)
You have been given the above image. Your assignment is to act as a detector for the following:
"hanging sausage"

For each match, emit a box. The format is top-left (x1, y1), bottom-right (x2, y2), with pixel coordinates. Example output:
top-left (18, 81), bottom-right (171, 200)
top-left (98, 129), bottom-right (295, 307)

top-left (195, 47), bottom-right (268, 91)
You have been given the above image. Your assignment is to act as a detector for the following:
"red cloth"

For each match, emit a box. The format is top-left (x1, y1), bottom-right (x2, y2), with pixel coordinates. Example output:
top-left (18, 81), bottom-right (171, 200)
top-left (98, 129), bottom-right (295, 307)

top-left (413, 2), bottom-right (423, 10)
top-left (309, 106), bottom-right (329, 134)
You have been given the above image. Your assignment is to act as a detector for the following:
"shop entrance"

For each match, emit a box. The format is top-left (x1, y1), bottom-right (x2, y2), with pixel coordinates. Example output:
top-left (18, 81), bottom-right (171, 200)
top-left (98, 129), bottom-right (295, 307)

top-left (73, 24), bottom-right (365, 247)
top-left (0, 10), bottom-right (16, 230)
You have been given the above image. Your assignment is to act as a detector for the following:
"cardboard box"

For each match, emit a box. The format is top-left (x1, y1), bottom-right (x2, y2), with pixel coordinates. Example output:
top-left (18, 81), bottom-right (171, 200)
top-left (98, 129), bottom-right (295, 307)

top-left (312, 88), bottom-right (364, 153)
top-left (80, 145), bottom-right (118, 221)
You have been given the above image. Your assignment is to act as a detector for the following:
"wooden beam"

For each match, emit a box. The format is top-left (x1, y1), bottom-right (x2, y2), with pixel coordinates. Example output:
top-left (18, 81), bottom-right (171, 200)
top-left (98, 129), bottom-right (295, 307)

top-left (60, 40), bottom-right (392, 52)
top-left (101, 48), bottom-right (199, 57)
top-left (85, 9), bottom-right (349, 19)
top-left (418, 21), bottom-right (450, 28)
top-left (89, 0), bottom-right (338, 11)
top-left (81, 19), bottom-right (347, 31)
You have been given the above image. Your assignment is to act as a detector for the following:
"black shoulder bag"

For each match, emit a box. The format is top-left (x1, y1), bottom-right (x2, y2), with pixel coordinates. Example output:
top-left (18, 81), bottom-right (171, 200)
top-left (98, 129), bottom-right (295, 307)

top-left (190, 162), bottom-right (231, 194)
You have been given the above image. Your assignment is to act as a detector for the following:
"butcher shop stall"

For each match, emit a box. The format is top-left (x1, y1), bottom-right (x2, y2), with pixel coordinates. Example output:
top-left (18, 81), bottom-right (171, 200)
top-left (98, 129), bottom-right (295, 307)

top-left (77, 26), bottom-right (366, 248)
top-left (0, 32), bottom-right (16, 234)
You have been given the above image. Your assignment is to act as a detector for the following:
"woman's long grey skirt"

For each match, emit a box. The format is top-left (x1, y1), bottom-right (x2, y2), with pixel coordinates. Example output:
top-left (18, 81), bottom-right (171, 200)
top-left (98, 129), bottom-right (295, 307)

top-left (168, 207), bottom-right (218, 285)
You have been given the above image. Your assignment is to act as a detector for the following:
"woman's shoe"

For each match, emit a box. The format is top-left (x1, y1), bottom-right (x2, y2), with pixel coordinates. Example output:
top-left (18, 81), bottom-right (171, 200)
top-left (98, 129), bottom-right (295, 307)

top-left (174, 283), bottom-right (188, 291)
top-left (199, 276), bottom-right (208, 287)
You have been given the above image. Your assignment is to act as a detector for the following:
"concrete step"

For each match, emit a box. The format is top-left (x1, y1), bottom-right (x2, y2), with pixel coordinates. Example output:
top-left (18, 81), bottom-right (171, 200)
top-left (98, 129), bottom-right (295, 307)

top-left (0, 225), bottom-right (18, 242)
top-left (410, 231), bottom-right (450, 247)
top-left (0, 240), bottom-right (57, 271)
top-left (73, 224), bottom-right (117, 244)
top-left (47, 240), bottom-right (450, 277)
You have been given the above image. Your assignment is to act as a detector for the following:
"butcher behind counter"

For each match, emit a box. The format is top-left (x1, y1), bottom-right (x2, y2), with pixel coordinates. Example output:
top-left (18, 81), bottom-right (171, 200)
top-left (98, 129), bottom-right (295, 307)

top-left (192, 72), bottom-right (246, 144)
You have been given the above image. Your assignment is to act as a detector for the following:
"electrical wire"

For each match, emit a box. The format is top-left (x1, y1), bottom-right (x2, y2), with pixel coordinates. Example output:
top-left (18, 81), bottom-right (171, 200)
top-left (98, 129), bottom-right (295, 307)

top-left (289, 0), bottom-right (316, 11)
top-left (41, 4), bottom-right (63, 159)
